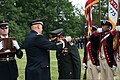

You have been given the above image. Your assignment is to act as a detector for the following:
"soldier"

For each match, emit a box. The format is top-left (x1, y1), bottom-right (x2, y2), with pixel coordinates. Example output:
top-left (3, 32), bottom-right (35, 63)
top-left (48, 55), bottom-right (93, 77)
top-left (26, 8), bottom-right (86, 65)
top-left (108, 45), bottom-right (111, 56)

top-left (49, 28), bottom-right (81, 80)
top-left (0, 20), bottom-right (23, 80)
top-left (99, 20), bottom-right (117, 80)
top-left (116, 18), bottom-right (120, 79)
top-left (24, 19), bottom-right (72, 80)
top-left (85, 26), bottom-right (101, 80)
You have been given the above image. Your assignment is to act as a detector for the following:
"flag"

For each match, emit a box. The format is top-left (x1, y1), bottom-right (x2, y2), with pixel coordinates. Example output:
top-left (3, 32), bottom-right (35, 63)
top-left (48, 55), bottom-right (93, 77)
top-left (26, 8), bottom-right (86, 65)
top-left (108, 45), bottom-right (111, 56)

top-left (84, 0), bottom-right (99, 36)
top-left (85, 0), bottom-right (99, 9)
top-left (108, 0), bottom-right (119, 31)
top-left (84, 6), bottom-right (92, 36)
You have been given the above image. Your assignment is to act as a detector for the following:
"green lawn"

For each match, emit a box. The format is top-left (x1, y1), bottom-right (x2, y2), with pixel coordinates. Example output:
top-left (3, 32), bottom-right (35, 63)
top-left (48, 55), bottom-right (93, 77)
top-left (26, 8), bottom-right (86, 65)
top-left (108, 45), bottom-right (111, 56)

top-left (16, 49), bottom-right (119, 80)
top-left (17, 49), bottom-right (84, 80)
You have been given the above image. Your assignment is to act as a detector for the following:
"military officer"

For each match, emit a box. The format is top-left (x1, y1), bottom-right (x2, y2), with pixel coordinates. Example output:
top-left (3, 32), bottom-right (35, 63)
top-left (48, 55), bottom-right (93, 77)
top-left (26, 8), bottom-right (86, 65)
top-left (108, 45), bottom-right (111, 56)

top-left (99, 20), bottom-right (117, 80)
top-left (0, 20), bottom-right (23, 80)
top-left (24, 19), bottom-right (72, 80)
top-left (49, 28), bottom-right (81, 80)
top-left (84, 26), bottom-right (101, 80)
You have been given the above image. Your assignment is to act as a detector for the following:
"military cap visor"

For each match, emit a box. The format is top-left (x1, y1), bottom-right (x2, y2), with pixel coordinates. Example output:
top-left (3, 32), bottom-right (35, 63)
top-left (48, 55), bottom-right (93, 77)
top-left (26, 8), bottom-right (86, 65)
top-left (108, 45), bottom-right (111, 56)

top-left (0, 25), bottom-right (9, 29)
top-left (0, 20), bottom-right (9, 29)
top-left (31, 19), bottom-right (44, 26)
top-left (50, 29), bottom-right (63, 37)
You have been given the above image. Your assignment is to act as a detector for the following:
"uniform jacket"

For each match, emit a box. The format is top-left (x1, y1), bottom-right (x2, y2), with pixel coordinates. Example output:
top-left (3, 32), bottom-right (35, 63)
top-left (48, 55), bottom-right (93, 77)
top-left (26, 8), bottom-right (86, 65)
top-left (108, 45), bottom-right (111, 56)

top-left (0, 38), bottom-right (23, 80)
top-left (56, 42), bottom-right (81, 79)
top-left (87, 32), bottom-right (100, 66)
top-left (24, 30), bottom-right (64, 80)
top-left (100, 30), bottom-right (117, 67)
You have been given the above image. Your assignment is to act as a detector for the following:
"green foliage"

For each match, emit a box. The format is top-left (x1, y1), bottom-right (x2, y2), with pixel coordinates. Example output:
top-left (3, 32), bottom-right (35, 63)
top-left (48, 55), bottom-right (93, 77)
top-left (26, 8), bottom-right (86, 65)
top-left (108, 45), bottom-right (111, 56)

top-left (9, 21), bottom-right (27, 47)
top-left (0, 0), bottom-right (84, 48)
top-left (2, 0), bottom-right (119, 47)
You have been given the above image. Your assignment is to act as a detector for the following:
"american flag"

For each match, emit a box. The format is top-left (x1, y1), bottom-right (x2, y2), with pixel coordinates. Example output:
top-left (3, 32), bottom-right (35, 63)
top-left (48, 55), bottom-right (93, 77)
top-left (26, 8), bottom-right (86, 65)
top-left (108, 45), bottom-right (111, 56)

top-left (84, 0), bottom-right (99, 36)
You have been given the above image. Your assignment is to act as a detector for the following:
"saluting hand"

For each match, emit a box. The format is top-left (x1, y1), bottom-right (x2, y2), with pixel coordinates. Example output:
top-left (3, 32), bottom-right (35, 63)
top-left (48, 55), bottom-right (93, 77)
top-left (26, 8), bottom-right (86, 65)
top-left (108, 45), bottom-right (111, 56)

top-left (65, 36), bottom-right (72, 42)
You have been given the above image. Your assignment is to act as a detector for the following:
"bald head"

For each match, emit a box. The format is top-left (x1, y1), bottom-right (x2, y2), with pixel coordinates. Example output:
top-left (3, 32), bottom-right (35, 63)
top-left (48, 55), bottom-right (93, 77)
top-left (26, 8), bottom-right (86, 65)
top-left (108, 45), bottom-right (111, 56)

top-left (31, 24), bottom-right (43, 34)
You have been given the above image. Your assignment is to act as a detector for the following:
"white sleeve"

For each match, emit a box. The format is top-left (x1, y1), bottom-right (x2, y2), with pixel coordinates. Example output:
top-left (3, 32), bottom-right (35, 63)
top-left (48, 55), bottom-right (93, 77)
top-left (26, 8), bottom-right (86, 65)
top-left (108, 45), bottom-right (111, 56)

top-left (0, 41), bottom-right (3, 50)
top-left (97, 28), bottom-right (102, 33)
top-left (12, 40), bottom-right (20, 50)
top-left (116, 26), bottom-right (120, 31)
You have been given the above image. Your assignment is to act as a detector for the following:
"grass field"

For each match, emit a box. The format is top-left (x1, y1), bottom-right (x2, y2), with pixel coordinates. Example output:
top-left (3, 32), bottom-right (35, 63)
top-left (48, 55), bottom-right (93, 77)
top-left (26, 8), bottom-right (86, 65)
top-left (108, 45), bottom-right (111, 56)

top-left (16, 49), bottom-right (84, 80)
top-left (16, 49), bottom-right (120, 80)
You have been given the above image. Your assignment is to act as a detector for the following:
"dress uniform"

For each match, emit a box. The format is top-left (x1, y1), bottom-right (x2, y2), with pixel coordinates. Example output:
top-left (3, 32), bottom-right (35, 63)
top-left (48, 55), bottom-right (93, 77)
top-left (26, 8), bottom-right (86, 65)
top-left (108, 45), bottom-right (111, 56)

top-left (100, 20), bottom-right (117, 80)
top-left (0, 20), bottom-right (23, 80)
top-left (50, 29), bottom-right (81, 80)
top-left (116, 18), bottom-right (120, 80)
top-left (24, 20), bottom-right (70, 80)
top-left (86, 26), bottom-right (100, 80)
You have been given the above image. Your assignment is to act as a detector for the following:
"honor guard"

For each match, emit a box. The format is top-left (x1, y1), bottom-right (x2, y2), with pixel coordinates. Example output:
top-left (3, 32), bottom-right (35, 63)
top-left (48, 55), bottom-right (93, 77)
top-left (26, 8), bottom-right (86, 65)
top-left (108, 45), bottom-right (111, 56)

top-left (99, 20), bottom-right (117, 80)
top-left (116, 18), bottom-right (120, 80)
top-left (0, 20), bottom-right (23, 80)
top-left (85, 26), bottom-right (101, 80)
top-left (50, 29), bottom-right (81, 79)
top-left (24, 19), bottom-right (72, 80)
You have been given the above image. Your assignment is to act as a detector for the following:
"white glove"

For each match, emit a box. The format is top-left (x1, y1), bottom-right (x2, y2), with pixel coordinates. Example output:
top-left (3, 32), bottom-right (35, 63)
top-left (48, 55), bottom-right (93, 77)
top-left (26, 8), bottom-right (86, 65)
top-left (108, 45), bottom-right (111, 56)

top-left (97, 28), bottom-right (102, 33)
top-left (111, 65), bottom-right (117, 71)
top-left (12, 40), bottom-right (20, 50)
top-left (83, 63), bottom-right (88, 69)
top-left (116, 26), bottom-right (120, 31)
top-left (0, 41), bottom-right (3, 50)
top-left (96, 66), bottom-right (101, 72)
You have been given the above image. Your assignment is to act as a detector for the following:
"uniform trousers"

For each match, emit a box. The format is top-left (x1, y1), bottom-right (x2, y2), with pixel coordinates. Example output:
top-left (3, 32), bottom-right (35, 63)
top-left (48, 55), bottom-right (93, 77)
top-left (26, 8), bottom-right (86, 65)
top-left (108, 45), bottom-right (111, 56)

top-left (117, 47), bottom-right (120, 80)
top-left (117, 58), bottom-right (120, 80)
top-left (100, 44), bottom-right (116, 80)
top-left (87, 59), bottom-right (100, 80)
top-left (100, 59), bottom-right (115, 80)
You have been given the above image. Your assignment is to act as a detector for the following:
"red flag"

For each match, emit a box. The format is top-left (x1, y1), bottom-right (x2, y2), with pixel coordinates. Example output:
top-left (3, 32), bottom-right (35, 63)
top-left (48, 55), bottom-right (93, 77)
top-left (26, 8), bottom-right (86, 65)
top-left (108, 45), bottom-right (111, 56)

top-left (84, 0), bottom-right (99, 36)
top-left (85, 0), bottom-right (99, 9)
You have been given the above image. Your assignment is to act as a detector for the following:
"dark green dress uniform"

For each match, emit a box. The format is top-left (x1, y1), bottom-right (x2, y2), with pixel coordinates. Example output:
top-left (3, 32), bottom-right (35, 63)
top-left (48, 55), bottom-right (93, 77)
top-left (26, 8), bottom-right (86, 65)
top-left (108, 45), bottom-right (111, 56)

top-left (24, 20), bottom-right (66, 80)
top-left (56, 42), bottom-right (81, 79)
top-left (50, 29), bottom-right (81, 79)
top-left (0, 20), bottom-right (23, 80)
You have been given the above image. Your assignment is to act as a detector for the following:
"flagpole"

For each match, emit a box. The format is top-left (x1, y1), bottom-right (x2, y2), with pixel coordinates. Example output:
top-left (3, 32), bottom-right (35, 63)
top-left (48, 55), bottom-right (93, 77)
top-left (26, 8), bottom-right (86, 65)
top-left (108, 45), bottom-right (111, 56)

top-left (98, 0), bottom-right (101, 27)
top-left (118, 0), bottom-right (120, 61)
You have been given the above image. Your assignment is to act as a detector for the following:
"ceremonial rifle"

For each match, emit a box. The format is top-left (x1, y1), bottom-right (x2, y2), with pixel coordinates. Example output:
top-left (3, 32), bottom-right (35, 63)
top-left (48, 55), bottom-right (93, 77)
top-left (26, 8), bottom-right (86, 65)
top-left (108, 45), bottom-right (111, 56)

top-left (83, 26), bottom-right (88, 80)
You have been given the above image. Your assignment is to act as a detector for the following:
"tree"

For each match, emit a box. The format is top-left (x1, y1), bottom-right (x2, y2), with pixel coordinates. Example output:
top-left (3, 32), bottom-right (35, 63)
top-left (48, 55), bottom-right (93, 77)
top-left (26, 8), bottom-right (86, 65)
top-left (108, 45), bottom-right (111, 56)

top-left (17, 0), bottom-right (84, 37)
top-left (0, 0), bottom-right (86, 47)
top-left (0, 0), bottom-right (25, 47)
